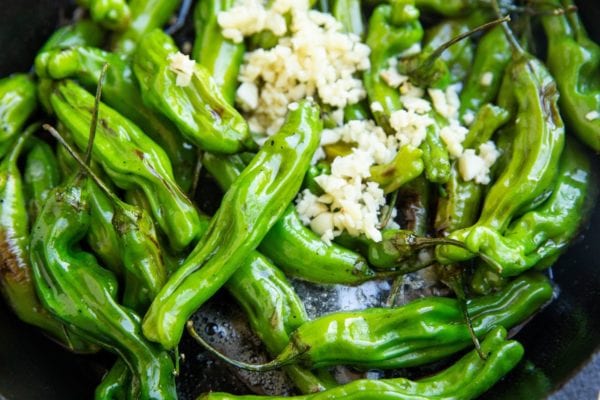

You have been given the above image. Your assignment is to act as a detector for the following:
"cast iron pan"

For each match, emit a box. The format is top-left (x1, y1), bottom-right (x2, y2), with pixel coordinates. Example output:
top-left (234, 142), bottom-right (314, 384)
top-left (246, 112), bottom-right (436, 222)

top-left (0, 1), bottom-right (598, 399)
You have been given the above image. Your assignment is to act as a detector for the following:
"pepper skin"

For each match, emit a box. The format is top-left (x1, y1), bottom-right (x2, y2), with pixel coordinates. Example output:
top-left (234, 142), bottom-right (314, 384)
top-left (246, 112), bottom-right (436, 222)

top-left (199, 327), bottom-right (523, 400)
top-left (0, 126), bottom-right (95, 353)
top-left (133, 29), bottom-right (250, 154)
top-left (24, 140), bottom-right (61, 221)
top-left (50, 80), bottom-right (201, 251)
top-left (461, 138), bottom-right (596, 277)
top-left (192, 0), bottom-right (245, 105)
top-left (437, 38), bottom-right (565, 264)
top-left (202, 153), bottom-right (384, 286)
top-left (252, 272), bottom-right (550, 370)
top-left (143, 100), bottom-right (321, 349)
top-left (541, 0), bottom-right (600, 152)
top-left (0, 74), bottom-right (37, 159)
top-left (29, 172), bottom-right (177, 400)
top-left (77, 0), bottom-right (131, 31)
top-left (370, 145), bottom-right (424, 194)
top-left (111, 0), bottom-right (182, 55)
top-left (36, 46), bottom-right (197, 193)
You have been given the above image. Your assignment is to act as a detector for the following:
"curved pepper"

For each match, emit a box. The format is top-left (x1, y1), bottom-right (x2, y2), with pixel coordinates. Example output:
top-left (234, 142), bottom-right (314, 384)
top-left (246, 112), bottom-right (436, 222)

top-left (461, 138), bottom-right (596, 277)
top-left (77, 0), bottom-right (131, 31)
top-left (50, 80), bottom-right (201, 251)
top-left (199, 327), bottom-right (523, 400)
top-left (541, 0), bottom-right (600, 152)
top-left (192, 0), bottom-right (245, 105)
top-left (240, 272), bottom-right (550, 370)
top-left (111, 0), bottom-right (182, 55)
top-left (30, 172), bottom-right (176, 399)
top-left (0, 74), bottom-right (37, 159)
top-left (0, 126), bottom-right (95, 353)
top-left (143, 100), bottom-right (321, 349)
top-left (36, 45), bottom-right (197, 193)
top-left (202, 153), bottom-right (385, 286)
top-left (133, 29), bottom-right (250, 154)
top-left (370, 145), bottom-right (424, 194)
top-left (437, 37), bottom-right (565, 264)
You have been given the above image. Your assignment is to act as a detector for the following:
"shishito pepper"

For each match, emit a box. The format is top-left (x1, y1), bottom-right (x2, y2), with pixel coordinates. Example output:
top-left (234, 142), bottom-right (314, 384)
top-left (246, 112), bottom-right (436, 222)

top-left (460, 137), bottom-right (596, 277)
top-left (49, 80), bottom-right (201, 251)
top-left (133, 29), bottom-right (250, 154)
top-left (198, 327), bottom-right (523, 400)
top-left (0, 74), bottom-right (37, 159)
top-left (143, 100), bottom-right (321, 349)
top-left (192, 0), bottom-right (245, 105)
top-left (436, 26), bottom-right (565, 265)
top-left (77, 0), bottom-right (131, 31)
top-left (0, 125), bottom-right (95, 353)
top-left (194, 272), bottom-right (550, 371)
top-left (540, 0), bottom-right (600, 152)
top-left (36, 45), bottom-right (197, 193)
top-left (24, 140), bottom-right (61, 221)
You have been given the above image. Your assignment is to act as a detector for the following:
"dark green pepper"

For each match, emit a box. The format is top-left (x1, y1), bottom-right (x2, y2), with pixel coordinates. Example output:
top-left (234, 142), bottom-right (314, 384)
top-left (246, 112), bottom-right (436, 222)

top-left (143, 100), bottom-right (321, 349)
top-left (95, 359), bottom-right (130, 400)
top-left (198, 327), bottom-right (523, 400)
top-left (204, 272), bottom-right (549, 371)
top-left (192, 0), bottom-right (245, 105)
top-left (541, 0), bottom-right (600, 152)
top-left (0, 74), bottom-right (37, 159)
top-left (77, 0), bottom-right (131, 31)
top-left (24, 140), bottom-right (61, 221)
top-left (50, 80), bottom-right (201, 251)
top-left (133, 29), bottom-right (250, 154)
top-left (36, 45), bottom-right (197, 193)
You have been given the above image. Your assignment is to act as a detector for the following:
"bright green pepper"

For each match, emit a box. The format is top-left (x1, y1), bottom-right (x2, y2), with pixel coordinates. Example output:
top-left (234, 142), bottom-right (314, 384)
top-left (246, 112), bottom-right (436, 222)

top-left (541, 0), bottom-right (600, 152)
top-left (95, 359), bottom-right (130, 400)
top-left (77, 0), bottom-right (131, 31)
top-left (30, 170), bottom-right (176, 400)
top-left (461, 137), bottom-right (596, 277)
top-left (111, 0), bottom-right (182, 55)
top-left (0, 74), bottom-right (37, 159)
top-left (36, 45), bottom-right (197, 193)
top-left (198, 327), bottom-right (523, 400)
top-left (332, 0), bottom-right (365, 38)
top-left (143, 100), bottom-right (321, 349)
top-left (24, 140), bottom-right (61, 221)
top-left (370, 145), bottom-right (424, 194)
top-left (0, 125), bottom-right (95, 353)
top-left (437, 33), bottom-right (565, 265)
top-left (192, 0), bottom-right (245, 105)
top-left (50, 80), bottom-right (201, 251)
top-left (134, 29), bottom-right (250, 154)
top-left (218, 272), bottom-right (549, 370)
top-left (364, 1), bottom-right (424, 133)
top-left (202, 153), bottom-right (387, 286)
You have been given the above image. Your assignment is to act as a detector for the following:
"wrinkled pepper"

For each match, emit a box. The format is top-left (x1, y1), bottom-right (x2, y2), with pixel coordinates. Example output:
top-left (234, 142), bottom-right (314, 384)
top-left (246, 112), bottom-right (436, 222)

top-left (24, 139), bottom-right (61, 221)
top-left (134, 29), bottom-right (250, 154)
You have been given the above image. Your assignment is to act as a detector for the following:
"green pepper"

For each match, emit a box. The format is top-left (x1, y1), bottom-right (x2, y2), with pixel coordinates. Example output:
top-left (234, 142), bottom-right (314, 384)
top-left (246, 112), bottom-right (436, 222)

top-left (332, 0), bottom-right (364, 39)
top-left (202, 153), bottom-right (387, 286)
top-left (541, 0), bottom-right (600, 152)
top-left (198, 327), bottom-right (523, 400)
top-left (111, 0), bottom-right (182, 55)
top-left (0, 74), bottom-right (37, 159)
top-left (461, 137), bottom-right (596, 277)
top-left (0, 125), bottom-right (95, 353)
top-left (30, 168), bottom-right (177, 400)
top-left (212, 272), bottom-right (549, 370)
top-left (36, 45), bottom-right (197, 193)
top-left (437, 31), bottom-right (565, 265)
top-left (77, 0), bottom-right (131, 31)
top-left (24, 140), bottom-right (61, 221)
top-left (95, 359), bottom-right (130, 400)
top-left (143, 100), bottom-right (321, 349)
top-left (364, 1), bottom-right (424, 132)
top-left (370, 145), bottom-right (424, 194)
top-left (134, 29), bottom-right (250, 154)
top-left (49, 80), bottom-right (201, 251)
top-left (366, 0), bottom-right (476, 17)
top-left (459, 25), bottom-right (511, 123)
top-left (192, 0), bottom-right (245, 105)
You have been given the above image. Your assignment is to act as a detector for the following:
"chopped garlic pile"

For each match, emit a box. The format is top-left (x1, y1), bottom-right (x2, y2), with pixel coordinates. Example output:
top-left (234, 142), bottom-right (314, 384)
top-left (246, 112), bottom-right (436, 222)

top-left (296, 120), bottom-right (396, 244)
top-left (167, 52), bottom-right (196, 87)
top-left (218, 0), bottom-right (370, 136)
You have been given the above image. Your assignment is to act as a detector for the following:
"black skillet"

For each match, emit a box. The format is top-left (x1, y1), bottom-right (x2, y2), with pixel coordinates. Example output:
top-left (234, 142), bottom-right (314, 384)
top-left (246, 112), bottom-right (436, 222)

top-left (0, 0), bottom-right (598, 399)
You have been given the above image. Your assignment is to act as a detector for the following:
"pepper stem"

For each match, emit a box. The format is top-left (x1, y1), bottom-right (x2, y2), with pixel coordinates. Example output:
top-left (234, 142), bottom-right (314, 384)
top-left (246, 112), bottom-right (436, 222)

top-left (83, 63), bottom-right (109, 166)
top-left (186, 321), bottom-right (306, 372)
